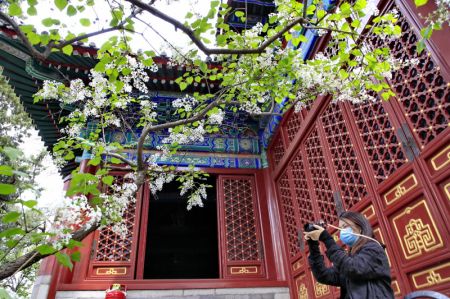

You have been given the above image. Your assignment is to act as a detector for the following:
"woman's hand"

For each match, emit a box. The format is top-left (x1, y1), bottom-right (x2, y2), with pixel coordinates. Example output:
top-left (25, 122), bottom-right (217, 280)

top-left (304, 225), bottom-right (325, 241)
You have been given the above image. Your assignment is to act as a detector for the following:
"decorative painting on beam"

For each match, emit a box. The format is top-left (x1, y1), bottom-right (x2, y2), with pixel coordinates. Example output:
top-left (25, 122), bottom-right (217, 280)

top-left (106, 131), bottom-right (261, 154)
top-left (119, 151), bottom-right (262, 168)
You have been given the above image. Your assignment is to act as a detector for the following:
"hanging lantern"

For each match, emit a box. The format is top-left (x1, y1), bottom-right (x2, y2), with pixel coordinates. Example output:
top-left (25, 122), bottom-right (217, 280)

top-left (105, 284), bottom-right (126, 299)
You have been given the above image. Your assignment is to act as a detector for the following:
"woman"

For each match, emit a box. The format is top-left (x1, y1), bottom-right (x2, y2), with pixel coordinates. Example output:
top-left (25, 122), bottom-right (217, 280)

top-left (304, 211), bottom-right (394, 299)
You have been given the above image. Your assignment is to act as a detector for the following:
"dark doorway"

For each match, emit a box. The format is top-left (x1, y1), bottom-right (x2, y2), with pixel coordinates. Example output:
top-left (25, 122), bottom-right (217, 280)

top-left (143, 176), bottom-right (219, 279)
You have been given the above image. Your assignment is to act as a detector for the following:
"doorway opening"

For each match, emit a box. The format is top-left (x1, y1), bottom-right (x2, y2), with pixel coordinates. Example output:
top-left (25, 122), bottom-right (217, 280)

top-left (143, 176), bottom-right (219, 279)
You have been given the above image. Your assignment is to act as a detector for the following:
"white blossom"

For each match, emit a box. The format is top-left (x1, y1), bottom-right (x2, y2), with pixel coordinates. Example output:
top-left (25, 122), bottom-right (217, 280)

top-left (208, 109), bottom-right (224, 125)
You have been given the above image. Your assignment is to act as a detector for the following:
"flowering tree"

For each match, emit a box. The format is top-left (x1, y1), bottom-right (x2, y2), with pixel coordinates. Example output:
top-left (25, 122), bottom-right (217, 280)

top-left (0, 0), bottom-right (448, 287)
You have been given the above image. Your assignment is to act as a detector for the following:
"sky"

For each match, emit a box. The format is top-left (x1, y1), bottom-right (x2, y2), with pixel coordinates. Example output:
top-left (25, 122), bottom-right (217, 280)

top-left (19, 0), bottom-right (212, 207)
top-left (24, 0), bottom-right (212, 55)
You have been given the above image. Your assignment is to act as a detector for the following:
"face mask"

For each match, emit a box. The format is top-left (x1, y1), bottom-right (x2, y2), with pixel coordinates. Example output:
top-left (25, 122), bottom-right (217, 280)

top-left (340, 227), bottom-right (359, 246)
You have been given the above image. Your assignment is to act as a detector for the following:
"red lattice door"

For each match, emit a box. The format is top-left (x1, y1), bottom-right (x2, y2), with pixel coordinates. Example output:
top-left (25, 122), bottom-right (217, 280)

top-left (87, 173), bottom-right (142, 279)
top-left (217, 175), bottom-right (265, 278)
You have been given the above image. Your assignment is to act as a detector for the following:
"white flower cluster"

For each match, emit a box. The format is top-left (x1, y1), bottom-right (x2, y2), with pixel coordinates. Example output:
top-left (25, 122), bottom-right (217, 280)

top-left (149, 172), bottom-right (175, 194)
top-left (363, 0), bottom-right (380, 17)
top-left (186, 184), bottom-right (207, 210)
top-left (139, 99), bottom-right (158, 124)
top-left (49, 195), bottom-right (102, 248)
top-left (239, 101), bottom-right (262, 115)
top-left (172, 95), bottom-right (198, 112)
top-left (36, 81), bottom-right (62, 100)
top-left (162, 121), bottom-right (206, 145)
top-left (67, 79), bottom-right (90, 103)
top-left (208, 109), bottom-right (224, 125)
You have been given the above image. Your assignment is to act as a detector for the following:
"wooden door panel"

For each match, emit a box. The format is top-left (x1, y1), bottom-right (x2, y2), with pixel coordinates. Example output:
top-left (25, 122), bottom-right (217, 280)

top-left (87, 174), bottom-right (142, 279)
top-left (217, 175), bottom-right (265, 278)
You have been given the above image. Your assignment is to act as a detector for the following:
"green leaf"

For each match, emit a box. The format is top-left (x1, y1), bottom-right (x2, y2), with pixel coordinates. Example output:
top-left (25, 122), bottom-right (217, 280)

top-left (0, 288), bottom-right (12, 299)
top-left (3, 147), bottom-right (22, 161)
top-left (80, 18), bottom-right (91, 27)
top-left (36, 244), bottom-right (57, 255)
top-left (42, 18), bottom-right (54, 27)
top-left (27, 6), bottom-right (37, 15)
top-left (179, 82), bottom-right (187, 91)
top-left (0, 165), bottom-right (13, 176)
top-left (0, 227), bottom-right (25, 238)
top-left (102, 175), bottom-right (114, 186)
top-left (417, 40), bottom-right (426, 54)
top-left (67, 239), bottom-right (83, 249)
top-left (110, 157), bottom-right (122, 164)
top-left (55, 0), bottom-right (68, 10)
top-left (67, 5), bottom-right (77, 16)
top-left (414, 0), bottom-right (428, 7)
top-left (88, 156), bottom-right (101, 166)
top-left (234, 11), bottom-right (244, 17)
top-left (21, 200), bottom-right (38, 208)
top-left (71, 251), bottom-right (81, 262)
top-left (0, 183), bottom-right (16, 195)
top-left (8, 3), bottom-right (22, 16)
top-left (55, 252), bottom-right (73, 270)
top-left (2, 211), bottom-right (21, 223)
top-left (62, 44), bottom-right (73, 55)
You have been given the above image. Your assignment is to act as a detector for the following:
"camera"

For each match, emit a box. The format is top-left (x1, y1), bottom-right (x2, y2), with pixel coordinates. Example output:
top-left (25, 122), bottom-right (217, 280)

top-left (304, 221), bottom-right (326, 232)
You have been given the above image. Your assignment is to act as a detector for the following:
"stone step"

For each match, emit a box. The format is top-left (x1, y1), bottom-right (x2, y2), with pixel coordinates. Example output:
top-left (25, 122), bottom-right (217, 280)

top-left (55, 287), bottom-right (290, 299)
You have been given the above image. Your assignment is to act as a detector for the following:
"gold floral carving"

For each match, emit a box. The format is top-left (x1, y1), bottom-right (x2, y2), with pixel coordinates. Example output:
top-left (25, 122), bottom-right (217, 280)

top-left (96, 267), bottom-right (127, 275)
top-left (298, 283), bottom-right (308, 299)
top-left (314, 282), bottom-right (330, 297)
top-left (392, 280), bottom-right (401, 295)
top-left (230, 266), bottom-right (258, 274)
top-left (393, 200), bottom-right (443, 260)
top-left (362, 205), bottom-right (376, 220)
top-left (412, 262), bottom-right (450, 289)
top-left (444, 182), bottom-right (450, 201)
top-left (384, 174), bottom-right (418, 205)
top-left (292, 259), bottom-right (303, 271)
top-left (430, 145), bottom-right (450, 171)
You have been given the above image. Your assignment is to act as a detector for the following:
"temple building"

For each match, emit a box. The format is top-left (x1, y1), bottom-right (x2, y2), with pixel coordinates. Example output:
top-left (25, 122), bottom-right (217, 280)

top-left (0, 0), bottom-right (449, 298)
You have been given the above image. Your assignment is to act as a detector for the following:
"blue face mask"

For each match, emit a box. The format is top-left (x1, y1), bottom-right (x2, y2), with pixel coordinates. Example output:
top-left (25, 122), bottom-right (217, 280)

top-left (340, 227), bottom-right (359, 246)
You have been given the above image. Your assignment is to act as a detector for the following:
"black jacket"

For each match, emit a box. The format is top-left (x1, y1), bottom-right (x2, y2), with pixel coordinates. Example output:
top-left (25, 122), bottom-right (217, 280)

top-left (308, 230), bottom-right (394, 299)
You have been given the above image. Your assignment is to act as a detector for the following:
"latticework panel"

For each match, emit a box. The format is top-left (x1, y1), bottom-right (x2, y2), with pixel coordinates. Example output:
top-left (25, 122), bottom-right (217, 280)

top-left (223, 178), bottom-right (260, 261)
top-left (304, 127), bottom-right (337, 224)
top-left (285, 110), bottom-right (302, 143)
top-left (271, 134), bottom-right (286, 167)
top-left (95, 176), bottom-right (136, 262)
top-left (276, 170), bottom-right (301, 258)
top-left (351, 101), bottom-right (407, 183)
top-left (290, 152), bottom-right (315, 226)
top-left (367, 8), bottom-right (450, 147)
top-left (321, 104), bottom-right (368, 209)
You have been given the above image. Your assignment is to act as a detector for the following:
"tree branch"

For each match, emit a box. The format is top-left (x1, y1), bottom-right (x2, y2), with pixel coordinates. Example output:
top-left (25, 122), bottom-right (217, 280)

top-left (103, 152), bottom-right (137, 168)
top-left (126, 0), bottom-right (309, 55)
top-left (0, 10), bottom-right (136, 61)
top-left (0, 224), bottom-right (98, 281)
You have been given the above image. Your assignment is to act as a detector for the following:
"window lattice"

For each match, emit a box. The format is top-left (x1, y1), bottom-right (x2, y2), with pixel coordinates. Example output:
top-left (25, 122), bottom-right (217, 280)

top-left (95, 176), bottom-right (136, 262)
top-left (276, 170), bottom-right (301, 258)
top-left (223, 178), bottom-right (260, 261)
top-left (321, 104), bottom-right (368, 209)
top-left (367, 9), bottom-right (449, 147)
top-left (290, 152), bottom-right (315, 226)
top-left (271, 134), bottom-right (286, 167)
top-left (304, 127), bottom-right (337, 224)
top-left (286, 110), bottom-right (302, 143)
top-left (351, 100), bottom-right (407, 183)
